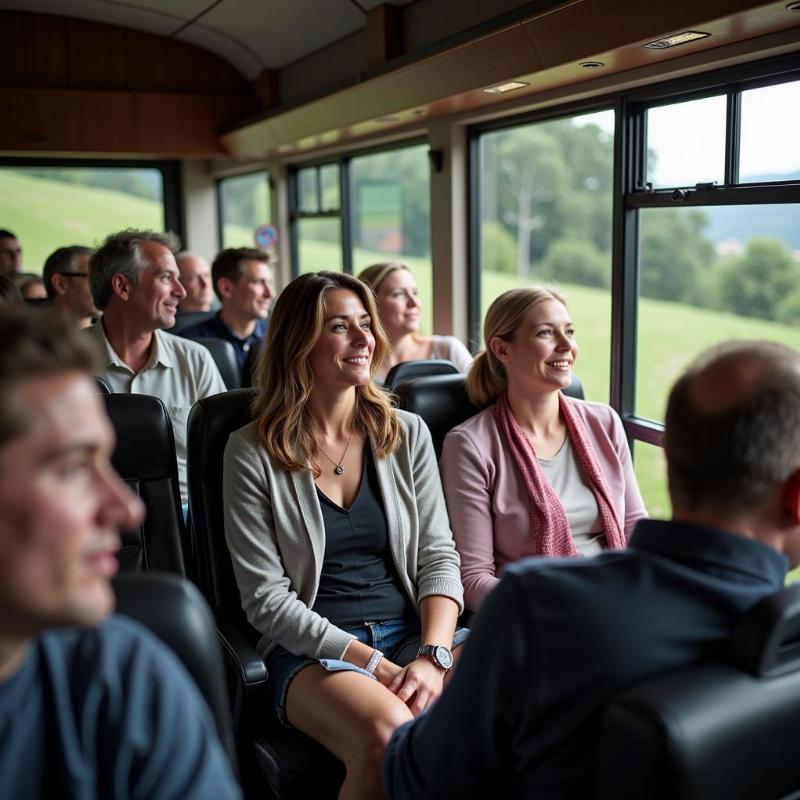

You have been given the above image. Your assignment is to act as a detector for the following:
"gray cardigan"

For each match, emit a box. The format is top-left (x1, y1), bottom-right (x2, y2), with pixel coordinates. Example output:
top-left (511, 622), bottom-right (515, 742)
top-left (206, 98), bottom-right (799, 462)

top-left (223, 409), bottom-right (464, 660)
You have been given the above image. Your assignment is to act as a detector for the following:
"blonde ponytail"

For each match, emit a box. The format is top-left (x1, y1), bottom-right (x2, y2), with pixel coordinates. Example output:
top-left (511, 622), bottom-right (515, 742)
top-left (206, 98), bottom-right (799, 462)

top-left (466, 349), bottom-right (507, 407)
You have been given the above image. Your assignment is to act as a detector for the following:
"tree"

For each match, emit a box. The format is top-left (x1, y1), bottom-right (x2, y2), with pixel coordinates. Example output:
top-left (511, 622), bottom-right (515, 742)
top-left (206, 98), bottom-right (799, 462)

top-left (639, 209), bottom-right (715, 303)
top-left (715, 238), bottom-right (799, 320)
top-left (540, 239), bottom-right (610, 288)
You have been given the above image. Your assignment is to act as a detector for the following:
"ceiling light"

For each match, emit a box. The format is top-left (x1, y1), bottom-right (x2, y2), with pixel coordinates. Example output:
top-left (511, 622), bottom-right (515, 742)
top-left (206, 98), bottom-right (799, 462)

top-left (375, 115), bottom-right (399, 123)
top-left (482, 81), bottom-right (529, 95)
top-left (642, 31), bottom-right (710, 49)
top-left (580, 61), bottom-right (604, 69)
top-left (786, 1), bottom-right (800, 10)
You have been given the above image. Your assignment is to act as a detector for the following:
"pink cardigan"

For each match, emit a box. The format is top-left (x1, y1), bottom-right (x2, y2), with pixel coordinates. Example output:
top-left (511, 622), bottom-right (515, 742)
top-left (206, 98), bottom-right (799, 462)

top-left (440, 398), bottom-right (647, 611)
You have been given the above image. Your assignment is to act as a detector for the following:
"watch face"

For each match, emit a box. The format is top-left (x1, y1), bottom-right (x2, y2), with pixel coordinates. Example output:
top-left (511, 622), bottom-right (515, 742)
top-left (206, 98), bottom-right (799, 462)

top-left (435, 645), bottom-right (454, 670)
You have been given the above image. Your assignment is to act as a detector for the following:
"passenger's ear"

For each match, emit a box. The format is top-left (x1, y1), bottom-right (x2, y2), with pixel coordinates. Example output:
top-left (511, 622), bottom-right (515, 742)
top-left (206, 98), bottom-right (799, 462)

top-left (489, 336), bottom-right (510, 364)
top-left (110, 273), bottom-right (130, 301)
top-left (217, 277), bottom-right (233, 300)
top-left (51, 273), bottom-right (68, 297)
top-left (782, 469), bottom-right (800, 525)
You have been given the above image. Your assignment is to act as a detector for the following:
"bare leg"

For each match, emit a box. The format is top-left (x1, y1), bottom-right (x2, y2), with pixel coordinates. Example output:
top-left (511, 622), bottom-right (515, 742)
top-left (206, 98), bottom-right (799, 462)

top-left (286, 666), bottom-right (414, 800)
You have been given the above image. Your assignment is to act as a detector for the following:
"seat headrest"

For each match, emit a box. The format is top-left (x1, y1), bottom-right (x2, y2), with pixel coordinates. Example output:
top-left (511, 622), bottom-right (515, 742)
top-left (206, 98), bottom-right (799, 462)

top-left (103, 394), bottom-right (177, 479)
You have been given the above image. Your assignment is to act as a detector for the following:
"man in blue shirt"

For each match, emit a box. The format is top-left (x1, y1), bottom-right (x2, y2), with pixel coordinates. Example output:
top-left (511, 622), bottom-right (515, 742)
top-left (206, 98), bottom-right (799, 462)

top-left (384, 340), bottom-right (800, 799)
top-left (180, 247), bottom-right (274, 384)
top-left (0, 306), bottom-right (241, 799)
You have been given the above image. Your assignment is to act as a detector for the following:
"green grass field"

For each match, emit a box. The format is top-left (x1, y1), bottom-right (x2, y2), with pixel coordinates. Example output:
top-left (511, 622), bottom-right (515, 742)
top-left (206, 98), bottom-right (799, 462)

top-left (0, 171), bottom-right (163, 270)
top-left (9, 172), bottom-right (800, 578)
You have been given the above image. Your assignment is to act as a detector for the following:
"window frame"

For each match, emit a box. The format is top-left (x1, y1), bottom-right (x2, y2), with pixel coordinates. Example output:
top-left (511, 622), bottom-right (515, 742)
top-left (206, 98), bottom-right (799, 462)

top-left (0, 155), bottom-right (183, 240)
top-left (466, 52), bottom-right (800, 460)
top-left (215, 169), bottom-right (273, 250)
top-left (287, 136), bottom-right (429, 277)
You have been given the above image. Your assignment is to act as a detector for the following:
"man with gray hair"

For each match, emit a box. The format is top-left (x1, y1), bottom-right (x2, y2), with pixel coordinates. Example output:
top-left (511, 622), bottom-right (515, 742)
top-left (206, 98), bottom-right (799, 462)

top-left (384, 340), bottom-right (800, 800)
top-left (86, 229), bottom-right (225, 502)
top-left (42, 245), bottom-right (97, 328)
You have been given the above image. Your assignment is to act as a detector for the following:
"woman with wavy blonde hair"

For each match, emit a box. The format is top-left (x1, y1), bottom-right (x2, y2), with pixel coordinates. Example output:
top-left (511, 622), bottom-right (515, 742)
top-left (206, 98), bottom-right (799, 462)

top-left (223, 271), bottom-right (466, 799)
top-left (441, 286), bottom-right (646, 612)
top-left (358, 261), bottom-right (472, 383)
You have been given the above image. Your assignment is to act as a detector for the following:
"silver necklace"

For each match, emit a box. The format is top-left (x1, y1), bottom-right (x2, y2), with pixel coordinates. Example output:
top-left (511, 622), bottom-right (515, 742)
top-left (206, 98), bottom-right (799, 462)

top-left (316, 430), bottom-right (353, 475)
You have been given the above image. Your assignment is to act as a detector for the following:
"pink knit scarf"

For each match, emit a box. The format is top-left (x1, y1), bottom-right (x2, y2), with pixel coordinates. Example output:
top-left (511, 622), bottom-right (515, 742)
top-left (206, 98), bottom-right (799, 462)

top-left (493, 390), bottom-right (626, 557)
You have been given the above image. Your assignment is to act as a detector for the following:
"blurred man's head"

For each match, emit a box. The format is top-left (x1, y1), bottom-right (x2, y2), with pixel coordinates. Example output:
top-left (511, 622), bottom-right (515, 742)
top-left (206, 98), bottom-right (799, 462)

top-left (176, 252), bottom-right (214, 312)
top-left (0, 230), bottom-right (22, 276)
top-left (665, 341), bottom-right (800, 563)
top-left (89, 229), bottom-right (185, 331)
top-left (212, 248), bottom-right (274, 325)
top-left (0, 308), bottom-right (142, 640)
top-left (43, 246), bottom-right (97, 326)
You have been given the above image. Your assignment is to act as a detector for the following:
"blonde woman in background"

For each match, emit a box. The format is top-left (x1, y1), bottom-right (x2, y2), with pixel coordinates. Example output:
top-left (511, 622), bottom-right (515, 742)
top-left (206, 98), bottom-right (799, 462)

top-left (441, 286), bottom-right (646, 612)
top-left (358, 262), bottom-right (472, 384)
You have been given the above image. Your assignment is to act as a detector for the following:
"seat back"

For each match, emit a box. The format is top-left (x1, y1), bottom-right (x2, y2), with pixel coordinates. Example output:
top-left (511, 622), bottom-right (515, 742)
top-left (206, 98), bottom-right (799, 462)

top-left (113, 571), bottom-right (239, 773)
top-left (103, 393), bottom-right (187, 574)
top-left (194, 336), bottom-right (241, 390)
top-left (592, 585), bottom-right (800, 800)
top-left (172, 309), bottom-right (215, 333)
top-left (384, 358), bottom-right (460, 391)
top-left (187, 388), bottom-right (256, 613)
top-left (395, 372), bottom-right (586, 458)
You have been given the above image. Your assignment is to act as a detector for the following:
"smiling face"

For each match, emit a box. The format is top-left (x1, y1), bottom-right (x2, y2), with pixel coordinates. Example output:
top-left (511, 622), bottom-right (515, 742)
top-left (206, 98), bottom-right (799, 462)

top-left (127, 241), bottom-right (186, 330)
top-left (307, 288), bottom-right (375, 391)
top-left (0, 372), bottom-right (143, 638)
top-left (490, 298), bottom-right (578, 395)
top-left (221, 259), bottom-right (274, 322)
top-left (376, 268), bottom-right (421, 338)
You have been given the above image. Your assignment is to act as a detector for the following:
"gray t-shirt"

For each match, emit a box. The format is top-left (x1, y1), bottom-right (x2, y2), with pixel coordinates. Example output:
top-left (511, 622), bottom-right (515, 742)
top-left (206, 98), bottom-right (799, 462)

top-left (538, 436), bottom-right (604, 556)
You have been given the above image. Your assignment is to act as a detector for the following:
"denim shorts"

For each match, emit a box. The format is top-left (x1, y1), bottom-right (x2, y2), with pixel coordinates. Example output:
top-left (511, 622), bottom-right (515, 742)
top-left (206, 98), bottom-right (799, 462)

top-left (266, 618), bottom-right (469, 726)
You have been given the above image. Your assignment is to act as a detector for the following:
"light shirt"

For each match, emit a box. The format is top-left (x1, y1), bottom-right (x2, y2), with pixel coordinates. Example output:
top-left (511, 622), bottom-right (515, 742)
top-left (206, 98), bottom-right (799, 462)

top-left (87, 321), bottom-right (227, 502)
top-left (538, 436), bottom-right (604, 556)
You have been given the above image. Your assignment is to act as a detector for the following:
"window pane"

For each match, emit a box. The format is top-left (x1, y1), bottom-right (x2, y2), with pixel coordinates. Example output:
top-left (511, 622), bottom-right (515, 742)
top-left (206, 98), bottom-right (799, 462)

top-left (636, 203), bottom-right (800, 422)
top-left (739, 80), bottom-right (800, 183)
top-left (297, 218), bottom-right (342, 274)
top-left (297, 167), bottom-right (318, 213)
top-left (351, 144), bottom-right (432, 334)
top-left (0, 166), bottom-right (164, 273)
top-left (646, 95), bottom-right (726, 188)
top-left (478, 109), bottom-right (615, 401)
top-left (320, 163), bottom-right (340, 212)
top-left (633, 440), bottom-right (670, 520)
top-left (220, 172), bottom-right (270, 248)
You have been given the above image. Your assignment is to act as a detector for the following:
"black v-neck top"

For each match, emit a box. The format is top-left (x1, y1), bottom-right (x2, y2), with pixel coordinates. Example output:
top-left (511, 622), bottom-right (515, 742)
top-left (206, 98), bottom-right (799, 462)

top-left (312, 447), bottom-right (414, 627)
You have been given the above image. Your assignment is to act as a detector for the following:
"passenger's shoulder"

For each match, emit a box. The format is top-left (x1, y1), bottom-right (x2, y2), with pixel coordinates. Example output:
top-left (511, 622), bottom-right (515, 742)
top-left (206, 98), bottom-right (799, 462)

top-left (447, 403), bottom-right (495, 438)
top-left (160, 330), bottom-right (211, 358)
top-left (226, 419), bottom-right (261, 453)
top-left (565, 396), bottom-right (620, 428)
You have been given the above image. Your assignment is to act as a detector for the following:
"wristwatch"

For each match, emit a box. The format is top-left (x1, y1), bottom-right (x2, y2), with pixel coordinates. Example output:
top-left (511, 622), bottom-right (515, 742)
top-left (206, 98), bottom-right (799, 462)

top-left (416, 644), bottom-right (454, 671)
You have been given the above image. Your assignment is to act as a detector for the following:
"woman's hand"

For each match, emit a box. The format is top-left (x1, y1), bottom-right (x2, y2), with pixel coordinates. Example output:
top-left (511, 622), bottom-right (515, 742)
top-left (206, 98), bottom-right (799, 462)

top-left (388, 657), bottom-right (446, 716)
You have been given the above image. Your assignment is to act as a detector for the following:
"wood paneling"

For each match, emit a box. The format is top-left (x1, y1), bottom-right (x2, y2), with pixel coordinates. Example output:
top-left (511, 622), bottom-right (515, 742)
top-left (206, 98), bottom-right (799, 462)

top-left (136, 93), bottom-right (257, 155)
top-left (0, 12), bottom-right (67, 88)
top-left (67, 18), bottom-right (129, 91)
top-left (125, 29), bottom-right (248, 95)
top-left (367, 4), bottom-right (403, 69)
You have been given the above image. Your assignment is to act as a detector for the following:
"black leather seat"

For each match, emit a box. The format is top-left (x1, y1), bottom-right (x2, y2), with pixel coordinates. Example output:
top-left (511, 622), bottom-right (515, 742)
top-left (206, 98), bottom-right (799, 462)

top-left (187, 389), bottom-right (344, 799)
top-left (172, 309), bottom-right (215, 333)
top-left (593, 585), bottom-right (800, 800)
top-left (194, 337), bottom-right (241, 391)
top-left (384, 358), bottom-right (460, 391)
top-left (102, 393), bottom-right (187, 575)
top-left (395, 372), bottom-right (586, 458)
top-left (113, 571), bottom-right (239, 774)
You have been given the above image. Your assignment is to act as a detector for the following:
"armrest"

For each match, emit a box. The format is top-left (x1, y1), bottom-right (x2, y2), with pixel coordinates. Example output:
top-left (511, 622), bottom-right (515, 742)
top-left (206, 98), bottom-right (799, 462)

top-left (216, 615), bottom-right (268, 687)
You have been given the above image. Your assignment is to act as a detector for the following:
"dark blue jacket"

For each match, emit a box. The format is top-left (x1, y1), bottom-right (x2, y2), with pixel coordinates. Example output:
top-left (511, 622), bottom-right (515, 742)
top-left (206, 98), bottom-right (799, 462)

top-left (0, 615), bottom-right (241, 799)
top-left (383, 520), bottom-right (788, 799)
top-left (180, 312), bottom-right (266, 383)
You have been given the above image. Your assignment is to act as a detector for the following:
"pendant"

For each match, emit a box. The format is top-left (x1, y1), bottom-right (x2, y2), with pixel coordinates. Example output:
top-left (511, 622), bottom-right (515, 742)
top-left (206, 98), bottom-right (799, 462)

top-left (335, 465), bottom-right (345, 475)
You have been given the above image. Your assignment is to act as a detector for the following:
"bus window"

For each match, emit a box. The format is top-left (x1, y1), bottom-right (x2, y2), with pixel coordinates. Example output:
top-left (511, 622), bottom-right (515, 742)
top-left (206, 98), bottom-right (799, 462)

top-left (475, 108), bottom-right (615, 402)
top-left (0, 166), bottom-right (165, 274)
top-left (219, 172), bottom-right (271, 249)
top-left (351, 144), bottom-right (432, 334)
